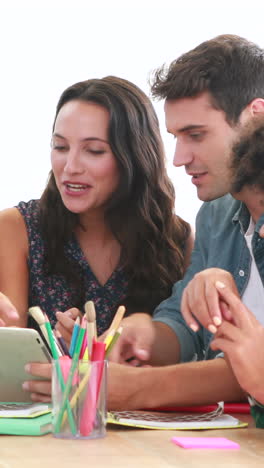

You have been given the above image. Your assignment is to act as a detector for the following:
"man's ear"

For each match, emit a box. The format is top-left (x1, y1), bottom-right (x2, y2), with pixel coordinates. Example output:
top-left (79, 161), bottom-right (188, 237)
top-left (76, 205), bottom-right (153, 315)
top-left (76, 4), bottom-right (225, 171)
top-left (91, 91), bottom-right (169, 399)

top-left (249, 98), bottom-right (264, 116)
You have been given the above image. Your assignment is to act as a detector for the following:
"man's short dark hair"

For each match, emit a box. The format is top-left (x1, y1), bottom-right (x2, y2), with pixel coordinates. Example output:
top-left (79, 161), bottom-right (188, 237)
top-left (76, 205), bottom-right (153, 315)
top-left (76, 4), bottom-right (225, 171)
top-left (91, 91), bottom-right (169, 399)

top-left (151, 34), bottom-right (264, 124)
top-left (231, 118), bottom-right (264, 192)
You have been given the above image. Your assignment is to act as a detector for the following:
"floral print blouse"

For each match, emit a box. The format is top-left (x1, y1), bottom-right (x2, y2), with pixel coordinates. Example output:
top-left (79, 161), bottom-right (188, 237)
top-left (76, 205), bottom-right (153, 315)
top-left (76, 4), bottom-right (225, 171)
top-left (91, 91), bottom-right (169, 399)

top-left (17, 200), bottom-right (128, 335)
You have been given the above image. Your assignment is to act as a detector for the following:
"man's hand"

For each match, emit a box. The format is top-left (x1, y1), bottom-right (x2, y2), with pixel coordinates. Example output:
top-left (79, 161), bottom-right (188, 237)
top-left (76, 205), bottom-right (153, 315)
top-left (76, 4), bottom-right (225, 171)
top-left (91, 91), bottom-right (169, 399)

top-left (101, 313), bottom-right (155, 365)
top-left (181, 268), bottom-right (238, 333)
top-left (55, 307), bottom-right (81, 347)
top-left (22, 362), bottom-right (52, 403)
top-left (211, 281), bottom-right (264, 404)
top-left (0, 292), bottom-right (19, 326)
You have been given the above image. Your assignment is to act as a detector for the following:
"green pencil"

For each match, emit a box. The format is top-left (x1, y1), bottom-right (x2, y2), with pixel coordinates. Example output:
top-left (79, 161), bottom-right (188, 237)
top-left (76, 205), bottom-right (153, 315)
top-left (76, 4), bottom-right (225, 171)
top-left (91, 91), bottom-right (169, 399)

top-left (44, 314), bottom-right (77, 434)
top-left (54, 320), bottom-right (86, 433)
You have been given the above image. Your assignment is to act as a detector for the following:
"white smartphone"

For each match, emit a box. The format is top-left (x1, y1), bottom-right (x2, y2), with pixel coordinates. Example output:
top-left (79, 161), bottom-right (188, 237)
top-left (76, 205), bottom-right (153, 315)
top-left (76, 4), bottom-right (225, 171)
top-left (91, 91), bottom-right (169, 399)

top-left (0, 328), bottom-right (52, 402)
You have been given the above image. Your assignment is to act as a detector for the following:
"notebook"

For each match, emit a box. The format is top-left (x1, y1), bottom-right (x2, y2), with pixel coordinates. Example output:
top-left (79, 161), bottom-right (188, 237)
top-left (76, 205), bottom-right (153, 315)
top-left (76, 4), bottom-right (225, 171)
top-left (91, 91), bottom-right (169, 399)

top-left (0, 402), bottom-right (51, 418)
top-left (107, 403), bottom-right (248, 430)
top-left (0, 412), bottom-right (52, 436)
top-left (0, 403), bottom-right (52, 435)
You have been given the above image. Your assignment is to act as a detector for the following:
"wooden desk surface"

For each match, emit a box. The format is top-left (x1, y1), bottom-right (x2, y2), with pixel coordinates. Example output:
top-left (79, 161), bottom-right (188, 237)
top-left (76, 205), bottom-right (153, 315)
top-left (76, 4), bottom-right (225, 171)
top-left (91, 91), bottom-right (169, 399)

top-left (0, 415), bottom-right (263, 467)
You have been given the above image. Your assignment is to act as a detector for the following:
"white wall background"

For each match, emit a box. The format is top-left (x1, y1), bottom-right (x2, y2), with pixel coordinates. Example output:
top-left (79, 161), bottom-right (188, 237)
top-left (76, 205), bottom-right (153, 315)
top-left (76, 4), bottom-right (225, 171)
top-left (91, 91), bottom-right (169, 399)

top-left (0, 0), bottom-right (264, 226)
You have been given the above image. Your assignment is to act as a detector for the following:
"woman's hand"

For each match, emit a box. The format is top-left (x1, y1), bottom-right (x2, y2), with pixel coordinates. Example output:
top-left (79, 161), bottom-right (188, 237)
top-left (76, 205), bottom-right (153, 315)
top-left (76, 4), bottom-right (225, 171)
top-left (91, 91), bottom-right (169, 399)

top-left (23, 362), bottom-right (52, 403)
top-left (211, 281), bottom-right (264, 404)
top-left (181, 268), bottom-right (238, 333)
top-left (55, 307), bottom-right (81, 347)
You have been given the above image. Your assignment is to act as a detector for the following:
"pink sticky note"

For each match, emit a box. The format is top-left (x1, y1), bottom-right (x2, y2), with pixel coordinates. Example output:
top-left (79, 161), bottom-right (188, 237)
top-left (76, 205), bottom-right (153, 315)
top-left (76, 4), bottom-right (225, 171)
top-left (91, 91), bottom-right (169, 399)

top-left (171, 437), bottom-right (240, 449)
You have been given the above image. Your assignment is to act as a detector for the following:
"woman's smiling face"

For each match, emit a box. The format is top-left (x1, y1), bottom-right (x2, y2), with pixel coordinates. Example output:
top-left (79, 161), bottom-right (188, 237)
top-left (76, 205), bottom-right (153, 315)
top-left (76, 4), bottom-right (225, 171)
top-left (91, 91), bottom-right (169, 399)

top-left (51, 99), bottom-right (120, 215)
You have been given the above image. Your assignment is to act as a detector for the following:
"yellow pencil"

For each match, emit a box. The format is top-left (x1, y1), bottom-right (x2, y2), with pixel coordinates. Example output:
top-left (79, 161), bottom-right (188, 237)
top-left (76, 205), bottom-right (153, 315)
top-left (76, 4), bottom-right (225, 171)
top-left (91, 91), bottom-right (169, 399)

top-left (105, 326), bottom-right (123, 356)
top-left (104, 329), bottom-right (115, 349)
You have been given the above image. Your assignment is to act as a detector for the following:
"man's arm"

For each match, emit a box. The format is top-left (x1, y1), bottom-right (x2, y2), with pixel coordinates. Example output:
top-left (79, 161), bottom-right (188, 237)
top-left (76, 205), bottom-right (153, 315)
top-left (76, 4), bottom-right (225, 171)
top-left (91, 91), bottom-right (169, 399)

top-left (151, 202), bottom-right (213, 364)
top-left (148, 322), bottom-right (181, 365)
top-left (105, 229), bottom-right (195, 366)
top-left (108, 358), bottom-right (245, 411)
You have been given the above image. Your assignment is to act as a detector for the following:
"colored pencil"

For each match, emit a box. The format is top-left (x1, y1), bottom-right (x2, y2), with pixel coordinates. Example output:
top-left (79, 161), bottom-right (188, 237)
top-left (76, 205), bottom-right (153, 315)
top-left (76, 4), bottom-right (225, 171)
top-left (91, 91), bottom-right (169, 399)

top-left (64, 325), bottom-right (123, 431)
top-left (28, 306), bottom-right (62, 356)
top-left (79, 341), bottom-right (106, 436)
top-left (108, 305), bottom-right (126, 335)
top-left (54, 329), bottom-right (70, 356)
top-left (105, 326), bottom-right (123, 357)
top-left (54, 319), bottom-right (86, 433)
top-left (44, 314), bottom-right (76, 434)
top-left (69, 316), bottom-right (80, 357)
top-left (79, 316), bottom-right (88, 359)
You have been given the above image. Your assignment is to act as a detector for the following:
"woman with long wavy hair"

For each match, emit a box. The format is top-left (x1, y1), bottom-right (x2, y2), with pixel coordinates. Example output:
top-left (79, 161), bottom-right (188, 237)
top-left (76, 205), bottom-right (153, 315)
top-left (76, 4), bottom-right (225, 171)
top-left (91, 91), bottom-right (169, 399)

top-left (0, 76), bottom-right (193, 401)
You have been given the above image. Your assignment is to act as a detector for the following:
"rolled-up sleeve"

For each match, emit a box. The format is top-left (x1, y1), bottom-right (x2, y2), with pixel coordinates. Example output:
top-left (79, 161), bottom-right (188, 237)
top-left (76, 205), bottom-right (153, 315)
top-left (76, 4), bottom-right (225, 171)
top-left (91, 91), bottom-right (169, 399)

top-left (153, 203), bottom-right (211, 362)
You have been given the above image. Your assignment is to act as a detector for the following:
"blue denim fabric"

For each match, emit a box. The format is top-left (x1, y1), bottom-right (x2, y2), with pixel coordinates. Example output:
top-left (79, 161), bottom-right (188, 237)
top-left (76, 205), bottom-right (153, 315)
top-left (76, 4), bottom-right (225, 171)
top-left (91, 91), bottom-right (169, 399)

top-left (153, 194), bottom-right (264, 363)
top-left (248, 396), bottom-right (264, 428)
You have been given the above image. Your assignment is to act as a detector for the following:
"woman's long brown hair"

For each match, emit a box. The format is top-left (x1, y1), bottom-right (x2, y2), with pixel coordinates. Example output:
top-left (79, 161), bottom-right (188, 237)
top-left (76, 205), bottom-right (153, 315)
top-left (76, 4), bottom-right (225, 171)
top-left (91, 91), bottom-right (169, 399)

top-left (39, 76), bottom-right (190, 314)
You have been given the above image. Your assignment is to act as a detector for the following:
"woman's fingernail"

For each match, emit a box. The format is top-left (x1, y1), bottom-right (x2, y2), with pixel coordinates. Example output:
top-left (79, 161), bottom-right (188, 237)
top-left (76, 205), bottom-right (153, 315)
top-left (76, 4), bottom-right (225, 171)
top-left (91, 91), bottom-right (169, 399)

top-left (9, 310), bottom-right (19, 319)
top-left (137, 349), bottom-right (149, 359)
top-left (213, 316), bottom-right (222, 326)
top-left (208, 324), bottom-right (217, 334)
top-left (24, 364), bottom-right (31, 373)
top-left (215, 281), bottom-right (225, 289)
top-left (190, 323), bottom-right (199, 332)
top-left (22, 381), bottom-right (29, 390)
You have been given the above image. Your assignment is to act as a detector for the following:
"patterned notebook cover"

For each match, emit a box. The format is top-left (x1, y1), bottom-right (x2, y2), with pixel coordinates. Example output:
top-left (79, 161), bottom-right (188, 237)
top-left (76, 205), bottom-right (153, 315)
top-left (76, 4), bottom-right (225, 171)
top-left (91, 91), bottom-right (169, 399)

top-left (0, 402), bottom-right (51, 418)
top-left (107, 403), bottom-right (248, 430)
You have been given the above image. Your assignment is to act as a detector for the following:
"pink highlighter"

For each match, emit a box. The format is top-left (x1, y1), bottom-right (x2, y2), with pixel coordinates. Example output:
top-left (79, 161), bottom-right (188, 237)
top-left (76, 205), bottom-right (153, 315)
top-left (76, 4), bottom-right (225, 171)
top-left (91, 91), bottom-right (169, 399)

top-left (79, 340), bottom-right (106, 436)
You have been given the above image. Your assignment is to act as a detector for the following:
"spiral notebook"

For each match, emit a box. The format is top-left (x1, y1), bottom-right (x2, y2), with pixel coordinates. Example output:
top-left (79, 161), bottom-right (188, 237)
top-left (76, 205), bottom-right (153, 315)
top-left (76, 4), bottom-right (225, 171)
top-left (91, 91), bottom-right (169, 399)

top-left (107, 403), bottom-right (248, 430)
top-left (0, 402), bottom-right (248, 434)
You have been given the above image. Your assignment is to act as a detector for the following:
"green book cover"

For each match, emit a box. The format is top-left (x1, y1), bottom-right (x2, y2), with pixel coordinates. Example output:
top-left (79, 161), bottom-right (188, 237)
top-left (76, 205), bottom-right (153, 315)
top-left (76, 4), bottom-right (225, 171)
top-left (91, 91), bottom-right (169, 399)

top-left (0, 412), bottom-right (52, 436)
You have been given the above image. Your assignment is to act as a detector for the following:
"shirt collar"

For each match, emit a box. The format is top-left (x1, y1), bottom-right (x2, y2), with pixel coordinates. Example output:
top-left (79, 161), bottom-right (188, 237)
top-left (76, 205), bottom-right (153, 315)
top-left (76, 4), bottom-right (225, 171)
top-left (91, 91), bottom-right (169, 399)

top-left (232, 201), bottom-right (250, 233)
top-left (232, 201), bottom-right (264, 234)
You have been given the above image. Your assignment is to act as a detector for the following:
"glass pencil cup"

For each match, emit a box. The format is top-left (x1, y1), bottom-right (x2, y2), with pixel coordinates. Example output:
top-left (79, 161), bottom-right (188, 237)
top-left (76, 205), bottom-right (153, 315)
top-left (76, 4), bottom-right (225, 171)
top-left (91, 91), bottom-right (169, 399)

top-left (52, 359), bottom-right (107, 440)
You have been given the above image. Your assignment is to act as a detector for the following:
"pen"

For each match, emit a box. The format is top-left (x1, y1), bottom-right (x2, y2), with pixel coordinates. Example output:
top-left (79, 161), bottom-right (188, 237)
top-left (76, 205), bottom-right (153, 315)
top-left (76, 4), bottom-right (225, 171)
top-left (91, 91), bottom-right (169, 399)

top-left (54, 329), bottom-right (70, 357)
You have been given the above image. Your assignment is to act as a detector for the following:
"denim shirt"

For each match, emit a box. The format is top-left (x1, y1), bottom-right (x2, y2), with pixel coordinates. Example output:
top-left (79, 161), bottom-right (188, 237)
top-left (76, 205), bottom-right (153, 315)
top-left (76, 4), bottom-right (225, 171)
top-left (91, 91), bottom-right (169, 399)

top-left (153, 194), bottom-right (264, 362)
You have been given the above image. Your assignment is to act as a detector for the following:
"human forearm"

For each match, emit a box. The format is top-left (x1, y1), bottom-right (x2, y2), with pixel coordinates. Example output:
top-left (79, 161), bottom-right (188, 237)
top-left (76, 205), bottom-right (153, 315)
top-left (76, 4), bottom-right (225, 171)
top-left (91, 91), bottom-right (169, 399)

top-left (108, 358), bottom-right (245, 411)
top-left (0, 208), bottom-right (29, 327)
top-left (211, 282), bottom-right (264, 405)
top-left (148, 322), bottom-right (181, 365)
top-left (0, 292), bottom-right (19, 326)
top-left (142, 358), bottom-right (245, 408)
